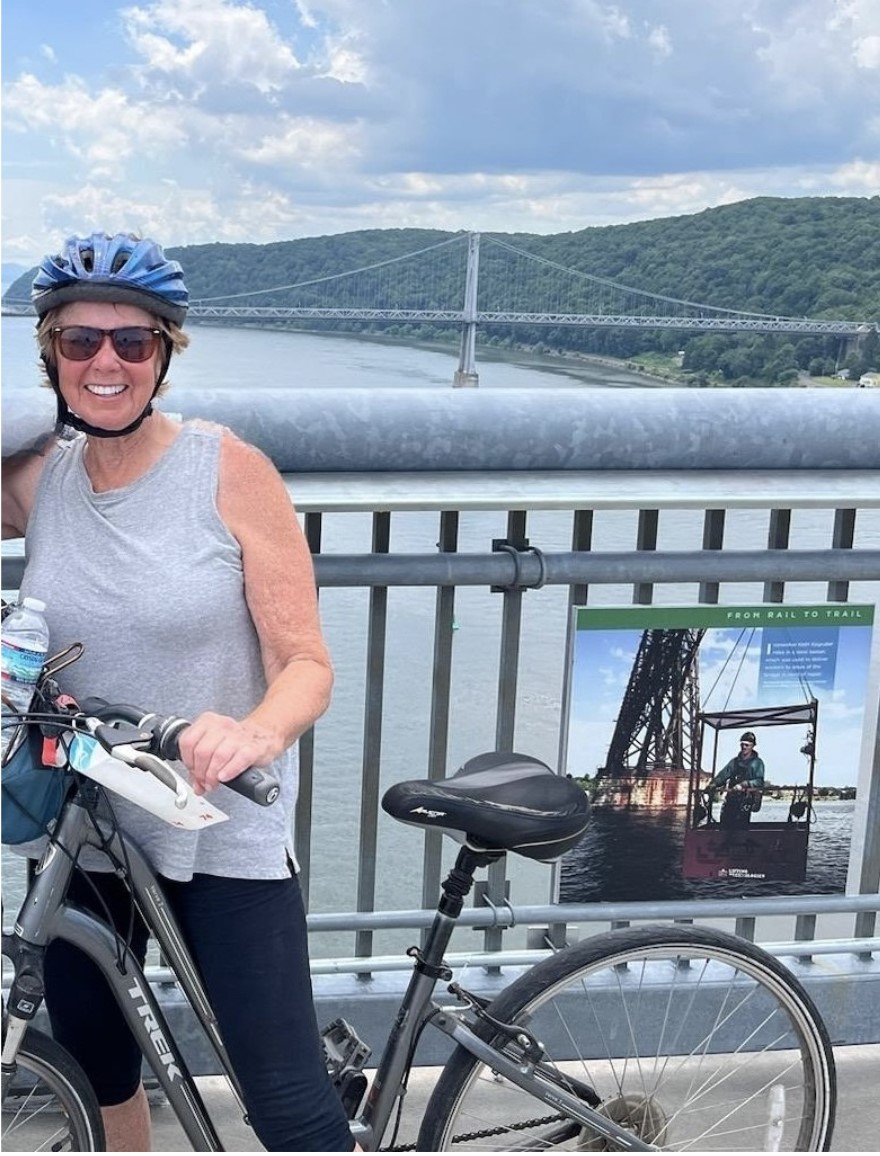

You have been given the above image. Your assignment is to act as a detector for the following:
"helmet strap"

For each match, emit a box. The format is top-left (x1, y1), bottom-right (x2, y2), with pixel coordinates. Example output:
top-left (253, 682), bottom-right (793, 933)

top-left (56, 394), bottom-right (155, 439)
top-left (41, 334), bottom-right (173, 440)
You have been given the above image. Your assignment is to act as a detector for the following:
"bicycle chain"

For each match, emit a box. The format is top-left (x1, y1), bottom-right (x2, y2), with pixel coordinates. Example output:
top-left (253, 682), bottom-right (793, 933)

top-left (386, 1111), bottom-right (565, 1149)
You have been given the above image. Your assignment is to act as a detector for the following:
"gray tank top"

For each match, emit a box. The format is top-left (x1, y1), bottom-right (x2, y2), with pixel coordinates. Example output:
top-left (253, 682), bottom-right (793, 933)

top-left (20, 424), bottom-right (298, 880)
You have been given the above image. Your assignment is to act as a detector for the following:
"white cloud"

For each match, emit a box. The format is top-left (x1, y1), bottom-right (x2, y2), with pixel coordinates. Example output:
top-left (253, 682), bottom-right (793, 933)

top-left (2, 0), bottom-right (878, 263)
top-left (647, 24), bottom-right (672, 58)
top-left (3, 73), bottom-right (188, 180)
top-left (240, 116), bottom-right (361, 170)
top-left (123, 0), bottom-right (302, 93)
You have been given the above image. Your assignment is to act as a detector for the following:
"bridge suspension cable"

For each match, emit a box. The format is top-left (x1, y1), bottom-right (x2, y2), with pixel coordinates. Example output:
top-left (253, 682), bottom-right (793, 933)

top-left (190, 234), bottom-right (468, 304)
top-left (481, 234), bottom-right (785, 319)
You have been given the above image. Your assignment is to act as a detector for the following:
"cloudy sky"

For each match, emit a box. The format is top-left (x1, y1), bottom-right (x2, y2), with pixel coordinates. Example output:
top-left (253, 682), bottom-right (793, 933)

top-left (3, 0), bottom-right (879, 267)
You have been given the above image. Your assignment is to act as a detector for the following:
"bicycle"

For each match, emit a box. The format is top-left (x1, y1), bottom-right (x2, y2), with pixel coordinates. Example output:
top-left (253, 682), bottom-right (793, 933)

top-left (2, 686), bottom-right (837, 1151)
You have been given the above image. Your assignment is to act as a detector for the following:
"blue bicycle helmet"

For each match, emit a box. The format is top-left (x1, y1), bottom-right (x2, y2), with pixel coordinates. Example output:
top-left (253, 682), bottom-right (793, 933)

top-left (33, 233), bottom-right (188, 438)
top-left (32, 233), bottom-right (188, 325)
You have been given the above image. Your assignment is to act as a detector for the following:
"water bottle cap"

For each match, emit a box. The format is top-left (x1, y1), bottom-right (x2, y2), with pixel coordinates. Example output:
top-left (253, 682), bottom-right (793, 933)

top-left (21, 596), bottom-right (46, 613)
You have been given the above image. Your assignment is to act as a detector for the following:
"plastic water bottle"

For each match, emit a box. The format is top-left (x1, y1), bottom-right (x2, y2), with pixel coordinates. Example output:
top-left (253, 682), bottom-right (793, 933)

top-left (1, 597), bottom-right (50, 761)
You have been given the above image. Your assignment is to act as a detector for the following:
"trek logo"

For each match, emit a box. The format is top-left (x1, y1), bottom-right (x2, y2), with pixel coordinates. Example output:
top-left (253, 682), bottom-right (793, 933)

top-left (127, 977), bottom-right (182, 1081)
top-left (410, 806), bottom-right (446, 819)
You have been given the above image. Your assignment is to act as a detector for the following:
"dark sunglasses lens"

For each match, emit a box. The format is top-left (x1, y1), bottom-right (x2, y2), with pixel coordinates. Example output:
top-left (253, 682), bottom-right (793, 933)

top-left (112, 328), bottom-right (158, 362)
top-left (56, 327), bottom-right (158, 362)
top-left (57, 328), bottom-right (102, 360)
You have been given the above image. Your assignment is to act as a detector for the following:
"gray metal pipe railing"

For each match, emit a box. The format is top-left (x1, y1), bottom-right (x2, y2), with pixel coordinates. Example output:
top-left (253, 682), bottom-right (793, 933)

top-left (4, 547), bottom-right (879, 593)
top-left (130, 386), bottom-right (880, 472)
top-left (314, 548), bottom-right (880, 586)
top-left (141, 939), bottom-right (879, 984)
top-left (301, 891), bottom-right (880, 933)
top-left (5, 387), bottom-right (880, 472)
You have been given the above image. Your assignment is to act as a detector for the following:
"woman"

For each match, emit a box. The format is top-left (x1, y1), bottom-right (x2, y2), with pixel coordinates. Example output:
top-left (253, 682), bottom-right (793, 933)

top-left (1, 233), bottom-right (354, 1151)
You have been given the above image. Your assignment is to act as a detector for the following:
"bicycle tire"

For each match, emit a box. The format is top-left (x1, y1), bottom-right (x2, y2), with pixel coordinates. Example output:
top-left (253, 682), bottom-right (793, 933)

top-left (418, 924), bottom-right (836, 1151)
top-left (2, 1026), bottom-right (105, 1152)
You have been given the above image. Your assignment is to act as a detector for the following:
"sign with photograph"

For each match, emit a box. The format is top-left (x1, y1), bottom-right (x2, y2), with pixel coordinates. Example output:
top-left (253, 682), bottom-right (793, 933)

top-left (561, 604), bottom-right (874, 901)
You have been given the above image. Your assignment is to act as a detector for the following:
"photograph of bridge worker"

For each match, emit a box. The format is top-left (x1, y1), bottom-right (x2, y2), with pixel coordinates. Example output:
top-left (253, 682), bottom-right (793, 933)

top-left (1, 233), bottom-right (355, 1152)
top-left (709, 732), bottom-right (766, 829)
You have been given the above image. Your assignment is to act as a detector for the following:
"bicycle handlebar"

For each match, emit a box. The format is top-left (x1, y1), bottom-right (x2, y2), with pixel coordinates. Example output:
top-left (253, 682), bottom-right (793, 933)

top-left (78, 697), bottom-right (280, 807)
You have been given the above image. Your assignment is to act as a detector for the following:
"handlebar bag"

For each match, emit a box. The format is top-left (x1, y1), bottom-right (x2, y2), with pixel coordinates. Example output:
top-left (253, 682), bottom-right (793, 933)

top-left (1, 721), bottom-right (71, 845)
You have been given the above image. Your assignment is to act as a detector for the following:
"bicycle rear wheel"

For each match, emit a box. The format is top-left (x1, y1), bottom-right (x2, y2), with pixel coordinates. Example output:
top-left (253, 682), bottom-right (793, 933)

top-left (419, 924), bottom-right (835, 1151)
top-left (2, 1026), bottom-right (105, 1152)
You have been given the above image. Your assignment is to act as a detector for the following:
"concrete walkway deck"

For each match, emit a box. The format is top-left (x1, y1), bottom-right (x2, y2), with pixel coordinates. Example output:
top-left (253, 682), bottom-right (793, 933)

top-left (148, 1043), bottom-right (879, 1152)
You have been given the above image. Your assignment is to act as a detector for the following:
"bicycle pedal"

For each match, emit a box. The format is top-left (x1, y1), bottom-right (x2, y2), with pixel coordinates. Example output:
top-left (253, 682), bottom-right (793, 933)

top-left (320, 1017), bottom-right (371, 1075)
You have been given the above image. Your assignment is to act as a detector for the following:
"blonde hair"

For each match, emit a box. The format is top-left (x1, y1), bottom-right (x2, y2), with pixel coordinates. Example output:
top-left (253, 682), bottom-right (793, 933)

top-left (35, 307), bottom-right (190, 396)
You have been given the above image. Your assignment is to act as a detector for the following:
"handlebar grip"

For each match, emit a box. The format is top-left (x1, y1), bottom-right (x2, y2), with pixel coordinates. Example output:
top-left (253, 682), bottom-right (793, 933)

top-left (143, 713), bottom-right (280, 807)
top-left (223, 767), bottom-right (281, 807)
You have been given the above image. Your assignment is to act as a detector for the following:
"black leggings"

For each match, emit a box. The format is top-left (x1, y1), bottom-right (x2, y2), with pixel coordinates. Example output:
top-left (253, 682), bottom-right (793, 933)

top-left (44, 868), bottom-right (354, 1152)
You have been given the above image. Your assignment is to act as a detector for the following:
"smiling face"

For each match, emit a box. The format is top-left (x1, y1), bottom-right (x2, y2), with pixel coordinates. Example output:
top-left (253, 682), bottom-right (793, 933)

top-left (53, 300), bottom-right (163, 432)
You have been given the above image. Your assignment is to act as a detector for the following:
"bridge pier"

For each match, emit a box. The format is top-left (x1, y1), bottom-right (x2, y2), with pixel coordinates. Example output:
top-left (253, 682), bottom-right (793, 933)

top-left (454, 231), bottom-right (480, 387)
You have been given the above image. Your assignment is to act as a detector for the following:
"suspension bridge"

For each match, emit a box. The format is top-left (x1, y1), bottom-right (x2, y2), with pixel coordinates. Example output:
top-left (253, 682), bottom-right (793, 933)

top-left (4, 231), bottom-right (875, 386)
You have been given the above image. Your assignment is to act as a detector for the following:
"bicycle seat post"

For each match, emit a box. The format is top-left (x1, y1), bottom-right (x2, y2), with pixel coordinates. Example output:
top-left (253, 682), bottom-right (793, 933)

top-left (421, 846), bottom-right (500, 970)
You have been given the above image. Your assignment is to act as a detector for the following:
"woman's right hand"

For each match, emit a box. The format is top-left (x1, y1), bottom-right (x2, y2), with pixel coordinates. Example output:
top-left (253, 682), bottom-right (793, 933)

top-left (177, 711), bottom-right (281, 796)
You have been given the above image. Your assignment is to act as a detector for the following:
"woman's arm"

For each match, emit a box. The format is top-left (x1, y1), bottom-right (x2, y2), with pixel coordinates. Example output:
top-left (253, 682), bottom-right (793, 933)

top-left (1, 437), bottom-right (56, 538)
top-left (178, 431), bottom-right (334, 794)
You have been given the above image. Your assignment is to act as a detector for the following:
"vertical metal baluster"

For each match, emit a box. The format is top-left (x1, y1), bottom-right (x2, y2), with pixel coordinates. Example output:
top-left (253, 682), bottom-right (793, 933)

top-left (828, 508), bottom-right (856, 604)
top-left (633, 509), bottom-right (658, 605)
top-left (794, 913), bottom-right (817, 964)
top-left (735, 915), bottom-right (756, 942)
top-left (764, 508), bottom-right (791, 605)
top-left (355, 512), bottom-right (390, 970)
top-left (828, 508), bottom-right (878, 949)
top-left (699, 509), bottom-right (725, 605)
top-left (295, 510), bottom-right (323, 908)
top-left (421, 511), bottom-right (459, 945)
top-left (483, 510), bottom-right (527, 957)
top-left (548, 509), bottom-right (594, 948)
top-left (679, 508), bottom-right (727, 939)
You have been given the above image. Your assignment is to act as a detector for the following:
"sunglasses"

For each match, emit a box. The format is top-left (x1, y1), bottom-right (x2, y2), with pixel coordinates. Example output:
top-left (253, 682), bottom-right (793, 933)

top-left (51, 326), bottom-right (161, 364)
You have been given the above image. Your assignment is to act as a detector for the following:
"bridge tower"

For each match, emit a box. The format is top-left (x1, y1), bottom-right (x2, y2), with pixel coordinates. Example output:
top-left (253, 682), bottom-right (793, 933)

top-left (453, 231), bottom-right (480, 388)
top-left (597, 628), bottom-right (706, 803)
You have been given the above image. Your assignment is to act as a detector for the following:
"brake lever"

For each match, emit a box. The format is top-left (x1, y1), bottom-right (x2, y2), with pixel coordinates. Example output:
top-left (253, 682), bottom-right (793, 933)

top-left (129, 751), bottom-right (190, 809)
top-left (83, 720), bottom-right (190, 809)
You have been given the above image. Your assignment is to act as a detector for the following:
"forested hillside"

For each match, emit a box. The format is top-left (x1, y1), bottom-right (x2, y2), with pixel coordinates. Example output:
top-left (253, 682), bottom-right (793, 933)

top-left (7, 197), bottom-right (879, 384)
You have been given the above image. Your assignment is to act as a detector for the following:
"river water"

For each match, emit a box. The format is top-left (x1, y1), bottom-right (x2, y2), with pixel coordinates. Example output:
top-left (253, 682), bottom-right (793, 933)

top-left (2, 318), bottom-right (877, 956)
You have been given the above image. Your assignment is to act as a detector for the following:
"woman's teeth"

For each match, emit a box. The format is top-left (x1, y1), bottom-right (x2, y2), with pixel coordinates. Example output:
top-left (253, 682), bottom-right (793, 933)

top-left (86, 384), bottom-right (126, 396)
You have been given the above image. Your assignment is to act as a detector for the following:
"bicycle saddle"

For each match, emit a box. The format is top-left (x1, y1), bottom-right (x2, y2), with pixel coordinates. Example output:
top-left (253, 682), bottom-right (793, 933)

top-left (381, 752), bottom-right (590, 862)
